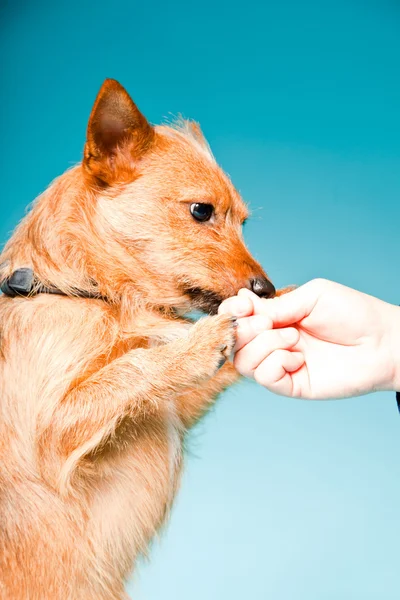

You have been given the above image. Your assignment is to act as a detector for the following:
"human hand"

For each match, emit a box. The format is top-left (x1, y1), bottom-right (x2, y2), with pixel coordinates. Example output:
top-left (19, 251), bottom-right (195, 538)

top-left (219, 279), bottom-right (400, 399)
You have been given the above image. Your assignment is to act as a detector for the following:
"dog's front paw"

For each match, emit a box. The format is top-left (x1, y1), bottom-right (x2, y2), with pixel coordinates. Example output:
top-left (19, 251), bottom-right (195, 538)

top-left (185, 314), bottom-right (237, 382)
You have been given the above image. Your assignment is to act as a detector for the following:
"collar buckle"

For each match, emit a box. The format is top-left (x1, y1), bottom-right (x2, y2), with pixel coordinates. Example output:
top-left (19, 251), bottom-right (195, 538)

top-left (1, 268), bottom-right (35, 297)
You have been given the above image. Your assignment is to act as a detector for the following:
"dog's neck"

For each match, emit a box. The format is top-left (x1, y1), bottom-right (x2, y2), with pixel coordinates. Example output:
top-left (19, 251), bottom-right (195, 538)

top-left (0, 167), bottom-right (148, 311)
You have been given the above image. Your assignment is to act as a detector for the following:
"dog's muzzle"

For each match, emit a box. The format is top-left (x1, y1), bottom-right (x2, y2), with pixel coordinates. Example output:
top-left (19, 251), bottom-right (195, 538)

top-left (184, 287), bottom-right (224, 315)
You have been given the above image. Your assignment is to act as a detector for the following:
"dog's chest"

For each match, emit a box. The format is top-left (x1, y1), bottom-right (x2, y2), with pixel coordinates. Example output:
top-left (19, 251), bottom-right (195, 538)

top-left (88, 402), bottom-right (183, 563)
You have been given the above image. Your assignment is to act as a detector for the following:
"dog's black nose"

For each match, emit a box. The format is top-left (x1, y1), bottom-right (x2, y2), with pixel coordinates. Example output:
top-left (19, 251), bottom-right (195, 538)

top-left (250, 277), bottom-right (276, 298)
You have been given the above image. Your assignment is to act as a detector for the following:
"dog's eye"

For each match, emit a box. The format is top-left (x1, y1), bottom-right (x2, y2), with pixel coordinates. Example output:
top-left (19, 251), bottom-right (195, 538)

top-left (190, 203), bottom-right (214, 222)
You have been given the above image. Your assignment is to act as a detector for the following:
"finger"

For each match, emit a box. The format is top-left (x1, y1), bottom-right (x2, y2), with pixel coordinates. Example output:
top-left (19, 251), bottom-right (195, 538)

top-left (218, 294), bottom-right (254, 317)
top-left (233, 327), bottom-right (300, 378)
top-left (237, 287), bottom-right (267, 314)
top-left (234, 315), bottom-right (273, 352)
top-left (254, 350), bottom-right (305, 396)
top-left (239, 282), bottom-right (321, 327)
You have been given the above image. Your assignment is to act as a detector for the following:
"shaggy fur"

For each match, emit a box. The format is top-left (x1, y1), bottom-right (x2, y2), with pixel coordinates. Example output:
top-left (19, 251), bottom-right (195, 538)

top-left (0, 79), bottom-right (273, 599)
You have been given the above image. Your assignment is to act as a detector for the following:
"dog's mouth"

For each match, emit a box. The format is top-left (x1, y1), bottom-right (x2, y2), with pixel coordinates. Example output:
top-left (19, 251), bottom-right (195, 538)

top-left (183, 287), bottom-right (225, 315)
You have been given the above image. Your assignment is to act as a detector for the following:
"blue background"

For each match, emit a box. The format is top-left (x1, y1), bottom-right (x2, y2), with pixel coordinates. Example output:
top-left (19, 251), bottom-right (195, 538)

top-left (2, 1), bottom-right (400, 598)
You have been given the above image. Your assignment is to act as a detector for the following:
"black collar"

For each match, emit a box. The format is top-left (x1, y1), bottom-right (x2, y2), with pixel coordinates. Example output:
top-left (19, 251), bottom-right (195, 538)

top-left (0, 268), bottom-right (104, 300)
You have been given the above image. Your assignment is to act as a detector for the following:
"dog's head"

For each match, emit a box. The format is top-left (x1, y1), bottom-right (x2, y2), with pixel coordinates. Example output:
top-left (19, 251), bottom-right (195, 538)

top-left (82, 79), bottom-right (274, 314)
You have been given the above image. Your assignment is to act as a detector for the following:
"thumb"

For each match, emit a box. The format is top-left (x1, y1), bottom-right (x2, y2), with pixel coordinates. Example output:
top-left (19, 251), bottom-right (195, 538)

top-left (256, 282), bottom-right (321, 327)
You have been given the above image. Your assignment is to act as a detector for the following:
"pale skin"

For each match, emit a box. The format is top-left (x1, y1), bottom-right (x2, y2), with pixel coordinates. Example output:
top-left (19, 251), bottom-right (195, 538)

top-left (219, 279), bottom-right (400, 399)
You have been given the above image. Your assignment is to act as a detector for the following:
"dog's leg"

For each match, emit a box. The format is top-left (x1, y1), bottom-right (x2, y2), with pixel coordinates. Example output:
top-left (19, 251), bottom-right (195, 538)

top-left (38, 314), bottom-right (236, 492)
top-left (176, 362), bottom-right (240, 428)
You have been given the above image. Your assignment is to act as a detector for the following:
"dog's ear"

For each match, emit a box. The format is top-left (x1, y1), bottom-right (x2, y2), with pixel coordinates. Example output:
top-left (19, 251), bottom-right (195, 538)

top-left (83, 79), bottom-right (154, 184)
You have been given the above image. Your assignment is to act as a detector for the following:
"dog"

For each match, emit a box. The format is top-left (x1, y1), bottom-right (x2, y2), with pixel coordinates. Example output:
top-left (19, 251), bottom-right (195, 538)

top-left (0, 79), bottom-right (275, 599)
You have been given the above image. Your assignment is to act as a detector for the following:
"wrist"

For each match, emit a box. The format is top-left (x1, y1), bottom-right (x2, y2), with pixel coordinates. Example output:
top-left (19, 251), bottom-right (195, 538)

top-left (384, 304), bottom-right (400, 392)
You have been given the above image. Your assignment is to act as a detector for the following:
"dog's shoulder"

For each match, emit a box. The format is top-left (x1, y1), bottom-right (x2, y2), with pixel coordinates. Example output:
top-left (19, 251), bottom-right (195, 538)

top-left (0, 295), bottom-right (120, 371)
top-left (0, 296), bottom-right (130, 416)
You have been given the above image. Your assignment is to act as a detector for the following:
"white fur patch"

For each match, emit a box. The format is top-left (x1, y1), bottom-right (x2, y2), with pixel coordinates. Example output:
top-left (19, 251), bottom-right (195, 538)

top-left (157, 119), bottom-right (216, 164)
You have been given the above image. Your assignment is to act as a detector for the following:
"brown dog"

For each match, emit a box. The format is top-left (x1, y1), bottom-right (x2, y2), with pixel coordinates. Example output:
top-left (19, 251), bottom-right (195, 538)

top-left (0, 79), bottom-right (274, 599)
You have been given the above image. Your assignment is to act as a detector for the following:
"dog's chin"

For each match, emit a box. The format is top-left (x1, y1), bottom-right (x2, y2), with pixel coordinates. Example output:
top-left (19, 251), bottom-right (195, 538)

top-left (183, 287), bottom-right (225, 315)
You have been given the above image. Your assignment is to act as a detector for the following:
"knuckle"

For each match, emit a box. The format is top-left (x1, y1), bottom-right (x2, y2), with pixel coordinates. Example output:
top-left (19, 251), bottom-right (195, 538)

top-left (272, 348), bottom-right (286, 361)
top-left (217, 299), bottom-right (229, 313)
top-left (278, 327), bottom-right (299, 345)
top-left (233, 353), bottom-right (252, 377)
top-left (257, 328), bottom-right (295, 348)
top-left (308, 277), bottom-right (328, 290)
top-left (254, 365), bottom-right (272, 387)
